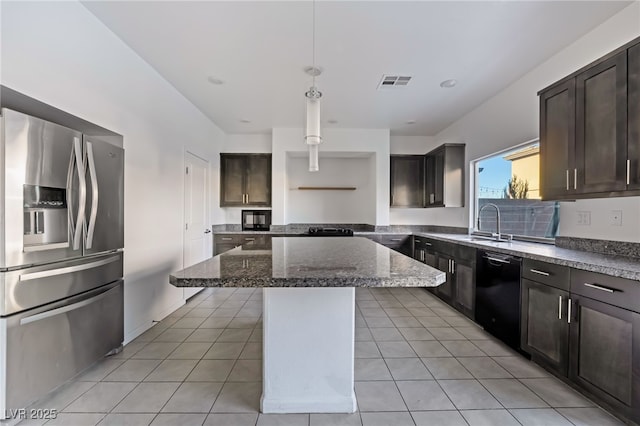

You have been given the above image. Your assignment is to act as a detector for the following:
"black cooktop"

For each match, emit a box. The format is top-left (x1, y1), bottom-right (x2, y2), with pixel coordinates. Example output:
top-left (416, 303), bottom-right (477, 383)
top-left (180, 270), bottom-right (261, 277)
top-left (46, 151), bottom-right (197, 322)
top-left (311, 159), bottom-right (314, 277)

top-left (307, 227), bottom-right (354, 236)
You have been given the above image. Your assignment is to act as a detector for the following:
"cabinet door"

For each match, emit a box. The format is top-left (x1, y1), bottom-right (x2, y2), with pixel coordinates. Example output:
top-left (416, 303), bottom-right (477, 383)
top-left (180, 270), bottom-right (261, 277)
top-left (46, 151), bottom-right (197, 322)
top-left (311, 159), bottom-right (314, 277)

top-left (453, 260), bottom-right (474, 319)
top-left (629, 42), bottom-right (640, 190)
top-left (569, 295), bottom-right (640, 423)
top-left (425, 150), bottom-right (445, 206)
top-left (220, 155), bottom-right (246, 206)
top-left (424, 250), bottom-right (437, 268)
top-left (436, 255), bottom-right (453, 303)
top-left (575, 53), bottom-right (628, 193)
top-left (245, 155), bottom-right (271, 206)
top-left (520, 279), bottom-right (569, 376)
top-left (390, 156), bottom-right (424, 207)
top-left (540, 80), bottom-right (575, 200)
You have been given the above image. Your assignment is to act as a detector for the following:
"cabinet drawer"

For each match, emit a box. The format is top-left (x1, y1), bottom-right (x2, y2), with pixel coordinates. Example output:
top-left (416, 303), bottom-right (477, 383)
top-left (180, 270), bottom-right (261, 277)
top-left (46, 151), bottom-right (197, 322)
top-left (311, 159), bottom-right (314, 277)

top-left (571, 269), bottom-right (640, 312)
top-left (240, 234), bottom-right (266, 245)
top-left (379, 234), bottom-right (409, 245)
top-left (214, 234), bottom-right (240, 245)
top-left (522, 259), bottom-right (569, 290)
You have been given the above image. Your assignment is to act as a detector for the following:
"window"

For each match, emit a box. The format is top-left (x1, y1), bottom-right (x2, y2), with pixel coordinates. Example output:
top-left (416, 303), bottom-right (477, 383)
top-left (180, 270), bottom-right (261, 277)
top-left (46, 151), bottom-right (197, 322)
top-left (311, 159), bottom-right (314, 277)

top-left (473, 141), bottom-right (559, 241)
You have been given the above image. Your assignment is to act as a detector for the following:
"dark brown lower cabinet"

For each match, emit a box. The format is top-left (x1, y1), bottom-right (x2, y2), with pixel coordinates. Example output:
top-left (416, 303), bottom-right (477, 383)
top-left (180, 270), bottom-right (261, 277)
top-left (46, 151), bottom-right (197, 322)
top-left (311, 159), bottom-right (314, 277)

top-left (453, 260), bottom-right (474, 319)
top-left (436, 255), bottom-right (454, 304)
top-left (521, 279), bottom-right (570, 376)
top-left (569, 295), bottom-right (640, 423)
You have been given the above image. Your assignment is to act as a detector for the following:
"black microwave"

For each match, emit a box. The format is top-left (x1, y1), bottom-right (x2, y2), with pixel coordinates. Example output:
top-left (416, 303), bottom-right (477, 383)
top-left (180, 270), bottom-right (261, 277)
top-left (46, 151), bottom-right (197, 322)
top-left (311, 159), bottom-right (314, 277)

top-left (242, 210), bottom-right (271, 231)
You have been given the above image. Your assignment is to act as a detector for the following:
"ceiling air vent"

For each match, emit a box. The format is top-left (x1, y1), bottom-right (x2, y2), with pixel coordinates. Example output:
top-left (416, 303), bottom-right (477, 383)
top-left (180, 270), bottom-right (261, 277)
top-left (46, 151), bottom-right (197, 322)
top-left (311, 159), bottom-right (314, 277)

top-left (378, 75), bottom-right (412, 89)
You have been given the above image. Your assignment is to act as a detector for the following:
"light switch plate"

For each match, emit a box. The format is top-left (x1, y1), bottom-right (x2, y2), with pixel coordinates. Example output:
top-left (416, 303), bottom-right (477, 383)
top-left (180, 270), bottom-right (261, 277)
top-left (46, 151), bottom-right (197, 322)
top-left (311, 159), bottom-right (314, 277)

top-left (577, 211), bottom-right (591, 226)
top-left (610, 210), bottom-right (622, 226)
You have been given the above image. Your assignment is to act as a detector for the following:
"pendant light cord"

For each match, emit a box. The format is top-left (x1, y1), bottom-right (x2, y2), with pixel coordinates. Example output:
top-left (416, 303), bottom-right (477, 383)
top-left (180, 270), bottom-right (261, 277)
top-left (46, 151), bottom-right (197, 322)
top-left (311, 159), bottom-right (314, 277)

top-left (312, 0), bottom-right (316, 87)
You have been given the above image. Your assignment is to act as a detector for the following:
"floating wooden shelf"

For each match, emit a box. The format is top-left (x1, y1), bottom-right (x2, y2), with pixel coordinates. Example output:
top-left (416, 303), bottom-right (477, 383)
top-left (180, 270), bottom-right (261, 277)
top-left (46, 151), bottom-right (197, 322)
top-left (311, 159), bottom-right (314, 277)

top-left (297, 186), bottom-right (357, 191)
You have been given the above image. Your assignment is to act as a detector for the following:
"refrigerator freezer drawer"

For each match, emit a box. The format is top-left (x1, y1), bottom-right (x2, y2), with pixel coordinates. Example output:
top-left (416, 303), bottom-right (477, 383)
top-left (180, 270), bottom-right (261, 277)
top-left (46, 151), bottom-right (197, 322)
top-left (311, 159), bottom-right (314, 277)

top-left (0, 280), bottom-right (123, 417)
top-left (0, 252), bottom-right (123, 316)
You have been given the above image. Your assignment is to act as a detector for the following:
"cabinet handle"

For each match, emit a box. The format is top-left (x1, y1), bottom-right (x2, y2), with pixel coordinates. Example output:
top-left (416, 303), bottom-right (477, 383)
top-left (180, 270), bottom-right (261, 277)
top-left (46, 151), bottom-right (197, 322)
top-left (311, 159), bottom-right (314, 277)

top-left (566, 170), bottom-right (569, 190)
top-left (221, 237), bottom-right (233, 241)
top-left (246, 194), bottom-right (250, 204)
top-left (558, 295), bottom-right (562, 320)
top-left (567, 298), bottom-right (572, 324)
top-left (583, 282), bottom-right (616, 293)
top-left (627, 159), bottom-right (631, 185)
top-left (415, 239), bottom-right (421, 243)
top-left (530, 269), bottom-right (550, 276)
top-left (574, 168), bottom-right (577, 190)
top-left (244, 237), bottom-right (255, 241)
top-left (484, 256), bottom-right (510, 264)
top-left (424, 242), bottom-right (432, 246)
top-left (452, 260), bottom-right (455, 274)
top-left (391, 238), bottom-right (402, 241)
top-left (421, 251), bottom-right (425, 262)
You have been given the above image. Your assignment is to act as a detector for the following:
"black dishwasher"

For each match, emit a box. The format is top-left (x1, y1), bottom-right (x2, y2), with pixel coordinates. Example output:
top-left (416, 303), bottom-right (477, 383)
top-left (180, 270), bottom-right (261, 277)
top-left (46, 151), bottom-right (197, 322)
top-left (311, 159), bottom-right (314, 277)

top-left (475, 251), bottom-right (522, 350)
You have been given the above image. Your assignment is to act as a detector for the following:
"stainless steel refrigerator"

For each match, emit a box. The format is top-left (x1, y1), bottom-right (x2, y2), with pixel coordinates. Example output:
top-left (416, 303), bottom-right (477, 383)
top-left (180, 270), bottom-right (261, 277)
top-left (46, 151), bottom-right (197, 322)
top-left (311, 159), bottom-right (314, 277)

top-left (0, 108), bottom-right (124, 417)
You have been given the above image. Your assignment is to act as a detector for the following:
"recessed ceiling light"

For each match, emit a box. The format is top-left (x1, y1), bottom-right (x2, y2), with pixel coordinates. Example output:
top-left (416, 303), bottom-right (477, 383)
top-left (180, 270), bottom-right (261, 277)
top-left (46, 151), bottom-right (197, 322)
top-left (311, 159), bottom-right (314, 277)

top-left (405, 120), bottom-right (416, 125)
top-left (240, 119), bottom-right (251, 124)
top-left (327, 119), bottom-right (338, 124)
top-left (440, 79), bottom-right (457, 88)
top-left (207, 76), bottom-right (224, 85)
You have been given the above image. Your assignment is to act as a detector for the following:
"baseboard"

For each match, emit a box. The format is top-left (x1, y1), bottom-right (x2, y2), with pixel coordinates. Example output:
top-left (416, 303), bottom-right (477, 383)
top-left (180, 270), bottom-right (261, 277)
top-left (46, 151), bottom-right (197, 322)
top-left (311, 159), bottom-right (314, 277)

top-left (123, 298), bottom-right (185, 344)
top-left (260, 392), bottom-right (357, 414)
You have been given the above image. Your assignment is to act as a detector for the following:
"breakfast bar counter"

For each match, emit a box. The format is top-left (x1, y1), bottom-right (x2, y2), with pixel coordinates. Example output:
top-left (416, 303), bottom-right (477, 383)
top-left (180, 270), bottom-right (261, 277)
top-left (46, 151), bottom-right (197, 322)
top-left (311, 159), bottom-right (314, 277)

top-left (170, 237), bottom-right (445, 413)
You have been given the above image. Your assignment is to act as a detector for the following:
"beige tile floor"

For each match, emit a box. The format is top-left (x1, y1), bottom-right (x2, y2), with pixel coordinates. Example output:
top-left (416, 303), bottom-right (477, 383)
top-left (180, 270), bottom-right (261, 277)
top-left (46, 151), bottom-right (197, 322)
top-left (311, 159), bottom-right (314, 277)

top-left (15, 287), bottom-right (624, 426)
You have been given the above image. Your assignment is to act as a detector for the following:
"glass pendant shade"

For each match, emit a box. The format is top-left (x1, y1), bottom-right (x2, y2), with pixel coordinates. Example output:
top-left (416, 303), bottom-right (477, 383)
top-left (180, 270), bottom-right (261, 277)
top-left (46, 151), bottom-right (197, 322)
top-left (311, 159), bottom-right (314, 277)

top-left (308, 144), bottom-right (319, 172)
top-left (305, 94), bottom-right (322, 145)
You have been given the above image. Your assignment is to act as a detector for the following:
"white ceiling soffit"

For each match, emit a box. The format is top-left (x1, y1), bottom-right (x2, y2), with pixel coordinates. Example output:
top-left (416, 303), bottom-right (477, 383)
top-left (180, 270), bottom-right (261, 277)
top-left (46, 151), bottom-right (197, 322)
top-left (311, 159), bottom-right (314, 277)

top-left (83, 1), bottom-right (631, 136)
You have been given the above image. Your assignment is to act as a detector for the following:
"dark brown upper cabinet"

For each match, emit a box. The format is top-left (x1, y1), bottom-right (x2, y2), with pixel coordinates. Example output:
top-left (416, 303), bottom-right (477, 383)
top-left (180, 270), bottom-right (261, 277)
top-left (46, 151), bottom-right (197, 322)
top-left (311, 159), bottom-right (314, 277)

top-left (390, 155), bottom-right (424, 207)
top-left (220, 153), bottom-right (271, 207)
top-left (425, 144), bottom-right (465, 208)
top-left (539, 36), bottom-right (640, 200)
top-left (575, 52), bottom-right (627, 194)
top-left (539, 80), bottom-right (576, 199)
top-left (629, 42), bottom-right (640, 190)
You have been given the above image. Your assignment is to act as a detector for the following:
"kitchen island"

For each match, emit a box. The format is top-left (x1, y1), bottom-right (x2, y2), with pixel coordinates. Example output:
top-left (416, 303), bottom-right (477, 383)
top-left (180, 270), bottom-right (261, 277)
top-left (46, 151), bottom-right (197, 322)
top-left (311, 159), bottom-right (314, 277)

top-left (170, 237), bottom-right (445, 413)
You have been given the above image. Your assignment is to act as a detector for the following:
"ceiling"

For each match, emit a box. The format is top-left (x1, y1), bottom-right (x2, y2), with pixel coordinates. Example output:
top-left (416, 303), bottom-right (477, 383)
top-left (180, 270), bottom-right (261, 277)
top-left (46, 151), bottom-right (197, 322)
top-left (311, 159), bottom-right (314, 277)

top-left (83, 1), bottom-right (630, 136)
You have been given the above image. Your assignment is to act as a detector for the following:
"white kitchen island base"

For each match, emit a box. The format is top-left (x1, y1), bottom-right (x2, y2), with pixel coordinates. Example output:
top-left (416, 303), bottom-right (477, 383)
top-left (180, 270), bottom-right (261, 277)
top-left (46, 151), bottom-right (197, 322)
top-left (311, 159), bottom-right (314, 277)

top-left (261, 287), bottom-right (357, 413)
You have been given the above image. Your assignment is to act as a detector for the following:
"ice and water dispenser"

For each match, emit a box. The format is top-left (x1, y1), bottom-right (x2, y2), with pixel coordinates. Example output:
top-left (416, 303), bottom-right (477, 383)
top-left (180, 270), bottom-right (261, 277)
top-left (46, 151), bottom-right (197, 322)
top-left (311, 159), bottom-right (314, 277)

top-left (23, 185), bottom-right (68, 249)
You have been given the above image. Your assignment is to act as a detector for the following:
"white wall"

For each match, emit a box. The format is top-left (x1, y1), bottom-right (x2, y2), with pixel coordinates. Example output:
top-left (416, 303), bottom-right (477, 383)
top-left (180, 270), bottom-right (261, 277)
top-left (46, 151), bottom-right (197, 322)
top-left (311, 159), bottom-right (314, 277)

top-left (272, 128), bottom-right (390, 226)
top-left (223, 133), bottom-right (272, 153)
top-left (433, 2), bottom-right (640, 242)
top-left (390, 135), bottom-right (436, 155)
top-left (1, 1), bottom-right (225, 342)
top-left (286, 156), bottom-right (376, 224)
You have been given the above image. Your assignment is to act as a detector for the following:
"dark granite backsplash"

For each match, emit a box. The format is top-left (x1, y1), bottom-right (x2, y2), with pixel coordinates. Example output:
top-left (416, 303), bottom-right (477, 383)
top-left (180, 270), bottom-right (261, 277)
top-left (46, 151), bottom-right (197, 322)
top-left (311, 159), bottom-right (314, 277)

top-left (555, 236), bottom-right (640, 259)
top-left (214, 223), bottom-right (468, 234)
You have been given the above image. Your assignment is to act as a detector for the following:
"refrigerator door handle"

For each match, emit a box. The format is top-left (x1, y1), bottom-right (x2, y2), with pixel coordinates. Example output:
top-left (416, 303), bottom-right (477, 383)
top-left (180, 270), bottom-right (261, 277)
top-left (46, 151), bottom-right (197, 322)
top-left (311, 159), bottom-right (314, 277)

top-left (72, 137), bottom-right (86, 251)
top-left (85, 141), bottom-right (99, 249)
top-left (18, 256), bottom-right (120, 281)
top-left (19, 285), bottom-right (113, 326)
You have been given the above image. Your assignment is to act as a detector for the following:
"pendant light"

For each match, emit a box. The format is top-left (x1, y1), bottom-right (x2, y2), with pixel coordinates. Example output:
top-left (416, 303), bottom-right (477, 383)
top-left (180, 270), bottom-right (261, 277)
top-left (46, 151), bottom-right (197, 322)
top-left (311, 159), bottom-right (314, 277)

top-left (304, 0), bottom-right (322, 172)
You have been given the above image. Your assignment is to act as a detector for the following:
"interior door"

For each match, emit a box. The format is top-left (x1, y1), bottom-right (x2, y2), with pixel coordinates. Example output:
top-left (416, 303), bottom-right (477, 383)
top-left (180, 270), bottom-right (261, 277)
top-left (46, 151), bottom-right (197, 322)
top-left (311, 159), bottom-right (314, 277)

top-left (83, 136), bottom-right (124, 255)
top-left (184, 152), bottom-right (211, 299)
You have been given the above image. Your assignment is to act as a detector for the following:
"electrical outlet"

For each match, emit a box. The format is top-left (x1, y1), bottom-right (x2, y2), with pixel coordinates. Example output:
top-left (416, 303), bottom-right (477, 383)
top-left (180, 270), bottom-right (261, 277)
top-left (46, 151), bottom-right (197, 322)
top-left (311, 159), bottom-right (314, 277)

top-left (577, 211), bottom-right (591, 226)
top-left (610, 210), bottom-right (622, 226)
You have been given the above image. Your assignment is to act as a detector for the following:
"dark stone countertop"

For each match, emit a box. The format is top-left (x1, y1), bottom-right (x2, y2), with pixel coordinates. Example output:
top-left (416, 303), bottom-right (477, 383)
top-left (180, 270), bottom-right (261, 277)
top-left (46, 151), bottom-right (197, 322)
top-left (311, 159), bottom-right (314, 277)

top-left (416, 233), bottom-right (640, 282)
top-left (171, 237), bottom-right (446, 288)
